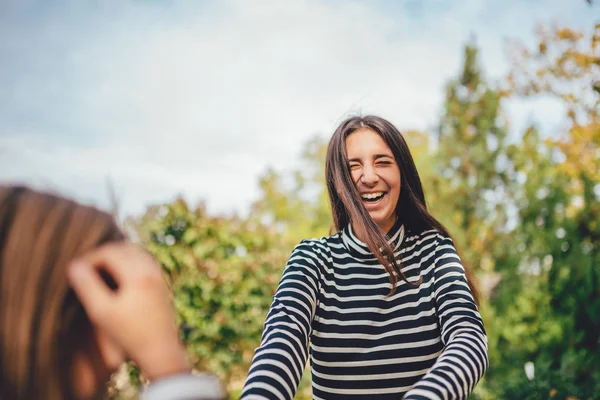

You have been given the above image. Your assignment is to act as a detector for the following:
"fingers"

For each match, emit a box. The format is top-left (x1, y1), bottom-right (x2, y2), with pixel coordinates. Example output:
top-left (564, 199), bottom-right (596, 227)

top-left (68, 242), bottom-right (164, 321)
top-left (74, 242), bottom-right (160, 283)
top-left (72, 242), bottom-right (130, 283)
top-left (68, 261), bottom-right (115, 320)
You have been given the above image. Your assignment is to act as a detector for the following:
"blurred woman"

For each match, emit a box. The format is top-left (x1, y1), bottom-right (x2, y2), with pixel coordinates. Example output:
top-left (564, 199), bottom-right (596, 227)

top-left (241, 115), bottom-right (488, 399)
top-left (0, 185), bottom-right (223, 400)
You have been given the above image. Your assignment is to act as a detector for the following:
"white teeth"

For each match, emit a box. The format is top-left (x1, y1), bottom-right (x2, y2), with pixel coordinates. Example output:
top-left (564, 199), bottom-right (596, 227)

top-left (361, 192), bottom-right (384, 200)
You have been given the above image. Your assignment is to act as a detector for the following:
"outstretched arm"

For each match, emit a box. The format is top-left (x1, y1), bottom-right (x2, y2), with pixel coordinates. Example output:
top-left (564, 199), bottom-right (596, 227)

top-left (403, 235), bottom-right (488, 400)
top-left (241, 241), bottom-right (321, 400)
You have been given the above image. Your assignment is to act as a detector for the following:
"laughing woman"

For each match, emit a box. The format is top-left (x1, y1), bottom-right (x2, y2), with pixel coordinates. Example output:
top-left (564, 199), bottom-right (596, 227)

top-left (241, 115), bottom-right (488, 399)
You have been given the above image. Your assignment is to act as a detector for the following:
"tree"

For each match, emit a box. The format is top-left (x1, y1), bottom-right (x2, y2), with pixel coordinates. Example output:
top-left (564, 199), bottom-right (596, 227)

top-left (493, 22), bottom-right (600, 398)
top-left (427, 42), bottom-right (521, 399)
top-left (433, 42), bottom-right (514, 280)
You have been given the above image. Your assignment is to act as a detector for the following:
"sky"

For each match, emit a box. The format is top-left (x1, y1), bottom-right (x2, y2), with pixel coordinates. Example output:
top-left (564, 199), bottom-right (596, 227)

top-left (0, 0), bottom-right (595, 219)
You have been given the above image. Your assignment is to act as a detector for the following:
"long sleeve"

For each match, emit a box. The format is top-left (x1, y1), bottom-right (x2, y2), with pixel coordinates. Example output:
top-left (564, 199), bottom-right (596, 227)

top-left (141, 373), bottom-right (225, 400)
top-left (240, 241), bottom-right (321, 400)
top-left (403, 235), bottom-right (489, 400)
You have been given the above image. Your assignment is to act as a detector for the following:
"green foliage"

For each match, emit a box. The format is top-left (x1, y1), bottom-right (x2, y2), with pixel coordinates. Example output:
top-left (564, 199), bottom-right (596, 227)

top-left (433, 42), bottom-right (514, 275)
top-left (124, 199), bottom-right (292, 393)
top-left (434, 27), bottom-right (599, 398)
top-left (488, 23), bottom-right (600, 399)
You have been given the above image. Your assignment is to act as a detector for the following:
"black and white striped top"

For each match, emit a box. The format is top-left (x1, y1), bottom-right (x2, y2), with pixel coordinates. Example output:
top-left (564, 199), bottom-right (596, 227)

top-left (241, 220), bottom-right (488, 399)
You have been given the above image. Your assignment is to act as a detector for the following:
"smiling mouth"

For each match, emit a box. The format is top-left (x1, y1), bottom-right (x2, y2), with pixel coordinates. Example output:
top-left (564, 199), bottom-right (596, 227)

top-left (361, 191), bottom-right (386, 203)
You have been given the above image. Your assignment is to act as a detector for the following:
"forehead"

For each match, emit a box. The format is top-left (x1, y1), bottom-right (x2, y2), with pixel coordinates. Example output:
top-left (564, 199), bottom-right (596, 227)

top-left (345, 128), bottom-right (392, 156)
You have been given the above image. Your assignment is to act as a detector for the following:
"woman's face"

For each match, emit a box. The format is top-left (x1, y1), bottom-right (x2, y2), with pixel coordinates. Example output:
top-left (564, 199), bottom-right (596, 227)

top-left (345, 128), bottom-right (401, 233)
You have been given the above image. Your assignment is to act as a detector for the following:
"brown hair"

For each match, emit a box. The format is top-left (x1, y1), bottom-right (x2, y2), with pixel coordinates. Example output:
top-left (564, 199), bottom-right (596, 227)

top-left (326, 115), bottom-right (479, 303)
top-left (0, 185), bottom-right (125, 400)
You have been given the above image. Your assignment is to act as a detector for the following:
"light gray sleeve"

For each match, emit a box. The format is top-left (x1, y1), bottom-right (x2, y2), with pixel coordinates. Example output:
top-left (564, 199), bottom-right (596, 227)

top-left (141, 373), bottom-right (226, 400)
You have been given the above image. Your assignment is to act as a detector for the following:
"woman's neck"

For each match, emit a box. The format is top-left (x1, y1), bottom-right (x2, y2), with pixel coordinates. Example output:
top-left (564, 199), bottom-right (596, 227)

top-left (351, 220), bottom-right (395, 242)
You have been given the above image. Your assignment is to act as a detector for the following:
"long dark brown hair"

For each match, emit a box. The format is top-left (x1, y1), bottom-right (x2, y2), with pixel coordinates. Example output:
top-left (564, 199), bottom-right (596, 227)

top-left (0, 185), bottom-right (125, 400)
top-left (325, 115), bottom-right (479, 303)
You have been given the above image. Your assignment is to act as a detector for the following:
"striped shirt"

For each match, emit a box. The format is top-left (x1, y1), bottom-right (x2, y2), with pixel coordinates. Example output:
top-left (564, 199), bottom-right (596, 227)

top-left (241, 220), bottom-right (488, 399)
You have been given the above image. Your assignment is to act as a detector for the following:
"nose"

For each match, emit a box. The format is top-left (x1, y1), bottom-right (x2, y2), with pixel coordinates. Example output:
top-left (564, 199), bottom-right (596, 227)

top-left (360, 165), bottom-right (379, 186)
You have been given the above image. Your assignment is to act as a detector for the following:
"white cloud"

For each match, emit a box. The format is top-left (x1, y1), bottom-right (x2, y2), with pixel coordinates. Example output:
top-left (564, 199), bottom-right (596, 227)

top-left (0, 0), bottom-right (596, 217)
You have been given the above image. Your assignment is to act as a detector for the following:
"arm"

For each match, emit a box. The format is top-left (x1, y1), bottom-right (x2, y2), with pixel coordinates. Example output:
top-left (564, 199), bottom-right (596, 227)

top-left (240, 241), bottom-right (321, 400)
top-left (142, 373), bottom-right (225, 400)
top-left (403, 235), bottom-right (488, 400)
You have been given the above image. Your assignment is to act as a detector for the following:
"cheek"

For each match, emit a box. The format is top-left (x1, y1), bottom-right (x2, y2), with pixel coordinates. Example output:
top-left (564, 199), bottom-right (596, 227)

top-left (70, 330), bottom-right (125, 400)
top-left (71, 351), bottom-right (104, 400)
top-left (390, 170), bottom-right (401, 192)
top-left (381, 171), bottom-right (399, 189)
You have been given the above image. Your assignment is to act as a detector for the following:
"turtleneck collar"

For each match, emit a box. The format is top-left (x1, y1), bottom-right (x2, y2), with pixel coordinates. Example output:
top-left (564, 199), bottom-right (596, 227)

top-left (341, 217), bottom-right (405, 259)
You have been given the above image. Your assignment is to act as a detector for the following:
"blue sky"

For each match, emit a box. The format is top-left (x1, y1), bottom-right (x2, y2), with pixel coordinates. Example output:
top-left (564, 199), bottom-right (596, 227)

top-left (0, 0), bottom-right (596, 218)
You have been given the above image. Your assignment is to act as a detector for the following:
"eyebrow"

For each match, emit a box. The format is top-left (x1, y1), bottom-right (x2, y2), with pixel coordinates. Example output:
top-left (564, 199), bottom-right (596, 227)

top-left (348, 154), bottom-right (394, 162)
